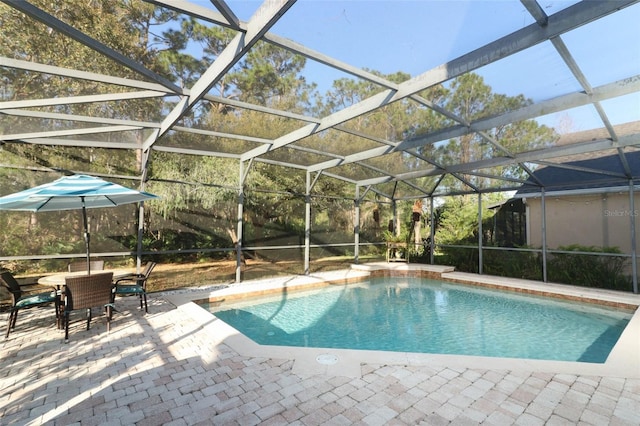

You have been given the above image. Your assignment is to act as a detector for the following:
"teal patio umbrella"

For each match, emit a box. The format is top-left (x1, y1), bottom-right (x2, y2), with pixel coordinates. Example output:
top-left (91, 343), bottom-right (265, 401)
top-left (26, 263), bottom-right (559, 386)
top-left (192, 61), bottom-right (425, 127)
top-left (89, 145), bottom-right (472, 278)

top-left (0, 174), bottom-right (158, 273)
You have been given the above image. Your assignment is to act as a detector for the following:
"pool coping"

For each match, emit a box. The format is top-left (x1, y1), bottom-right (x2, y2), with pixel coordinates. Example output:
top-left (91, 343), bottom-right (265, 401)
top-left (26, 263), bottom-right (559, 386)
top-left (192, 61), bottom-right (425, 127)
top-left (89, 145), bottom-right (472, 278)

top-left (163, 263), bottom-right (640, 379)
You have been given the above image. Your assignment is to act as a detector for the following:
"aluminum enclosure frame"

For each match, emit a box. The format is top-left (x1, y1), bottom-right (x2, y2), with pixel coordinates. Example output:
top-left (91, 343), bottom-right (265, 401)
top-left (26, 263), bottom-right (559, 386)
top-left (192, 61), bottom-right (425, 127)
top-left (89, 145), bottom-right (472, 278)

top-left (1, 0), bottom-right (639, 290)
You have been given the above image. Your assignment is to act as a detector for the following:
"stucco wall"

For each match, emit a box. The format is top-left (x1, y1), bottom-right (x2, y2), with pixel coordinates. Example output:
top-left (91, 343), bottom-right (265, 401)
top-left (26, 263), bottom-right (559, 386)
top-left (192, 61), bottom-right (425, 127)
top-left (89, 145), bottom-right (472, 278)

top-left (525, 191), bottom-right (640, 253)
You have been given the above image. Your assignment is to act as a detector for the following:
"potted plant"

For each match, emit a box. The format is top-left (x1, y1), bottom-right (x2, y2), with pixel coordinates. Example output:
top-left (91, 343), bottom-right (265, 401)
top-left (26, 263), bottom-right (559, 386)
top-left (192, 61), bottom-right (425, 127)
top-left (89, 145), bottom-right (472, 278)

top-left (383, 229), bottom-right (410, 260)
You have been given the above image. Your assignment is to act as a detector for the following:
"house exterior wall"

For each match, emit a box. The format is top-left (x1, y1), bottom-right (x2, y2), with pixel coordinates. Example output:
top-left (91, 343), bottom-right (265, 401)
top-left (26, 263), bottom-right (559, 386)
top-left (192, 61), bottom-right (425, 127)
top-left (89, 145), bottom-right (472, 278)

top-left (524, 191), bottom-right (640, 253)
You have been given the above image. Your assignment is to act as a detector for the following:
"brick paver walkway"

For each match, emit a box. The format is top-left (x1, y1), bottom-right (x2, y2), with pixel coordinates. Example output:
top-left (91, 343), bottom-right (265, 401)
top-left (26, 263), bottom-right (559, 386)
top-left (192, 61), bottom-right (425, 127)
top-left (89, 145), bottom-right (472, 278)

top-left (2, 290), bottom-right (639, 425)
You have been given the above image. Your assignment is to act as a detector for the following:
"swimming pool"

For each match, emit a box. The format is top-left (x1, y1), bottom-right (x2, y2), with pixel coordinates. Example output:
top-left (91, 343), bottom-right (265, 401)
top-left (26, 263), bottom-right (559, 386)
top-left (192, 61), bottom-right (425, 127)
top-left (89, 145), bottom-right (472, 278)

top-left (201, 277), bottom-right (632, 363)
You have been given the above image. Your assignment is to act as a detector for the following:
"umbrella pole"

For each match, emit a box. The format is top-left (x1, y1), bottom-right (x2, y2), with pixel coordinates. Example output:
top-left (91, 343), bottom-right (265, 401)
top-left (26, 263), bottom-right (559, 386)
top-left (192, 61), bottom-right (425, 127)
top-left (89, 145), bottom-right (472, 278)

top-left (81, 197), bottom-right (91, 274)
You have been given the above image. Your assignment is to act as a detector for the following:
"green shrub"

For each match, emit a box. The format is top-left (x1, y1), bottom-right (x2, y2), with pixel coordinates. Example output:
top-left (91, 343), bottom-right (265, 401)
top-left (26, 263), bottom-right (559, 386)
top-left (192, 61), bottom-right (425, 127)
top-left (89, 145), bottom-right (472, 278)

top-left (482, 248), bottom-right (542, 280)
top-left (438, 246), bottom-right (479, 273)
top-left (547, 245), bottom-right (632, 291)
top-left (438, 243), bottom-right (632, 292)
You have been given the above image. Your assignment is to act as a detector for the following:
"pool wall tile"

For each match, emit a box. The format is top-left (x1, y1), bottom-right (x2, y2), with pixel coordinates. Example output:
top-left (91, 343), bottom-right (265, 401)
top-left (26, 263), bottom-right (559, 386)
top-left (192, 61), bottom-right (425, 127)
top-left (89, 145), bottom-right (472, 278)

top-left (194, 263), bottom-right (639, 312)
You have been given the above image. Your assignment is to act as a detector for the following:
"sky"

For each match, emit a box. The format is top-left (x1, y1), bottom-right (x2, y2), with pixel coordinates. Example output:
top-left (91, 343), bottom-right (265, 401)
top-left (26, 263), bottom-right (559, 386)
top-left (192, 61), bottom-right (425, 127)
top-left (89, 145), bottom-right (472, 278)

top-left (220, 0), bottom-right (640, 133)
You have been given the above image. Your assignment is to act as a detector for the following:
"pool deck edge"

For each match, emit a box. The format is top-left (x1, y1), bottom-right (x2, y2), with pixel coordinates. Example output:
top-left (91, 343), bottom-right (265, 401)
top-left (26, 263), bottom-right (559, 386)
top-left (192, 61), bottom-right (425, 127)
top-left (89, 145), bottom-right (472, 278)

top-left (163, 263), bottom-right (640, 379)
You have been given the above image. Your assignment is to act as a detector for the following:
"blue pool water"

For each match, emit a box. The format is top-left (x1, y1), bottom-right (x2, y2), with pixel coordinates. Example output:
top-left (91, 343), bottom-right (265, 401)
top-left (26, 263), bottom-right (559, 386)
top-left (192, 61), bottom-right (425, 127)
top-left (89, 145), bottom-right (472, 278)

top-left (203, 278), bottom-right (632, 363)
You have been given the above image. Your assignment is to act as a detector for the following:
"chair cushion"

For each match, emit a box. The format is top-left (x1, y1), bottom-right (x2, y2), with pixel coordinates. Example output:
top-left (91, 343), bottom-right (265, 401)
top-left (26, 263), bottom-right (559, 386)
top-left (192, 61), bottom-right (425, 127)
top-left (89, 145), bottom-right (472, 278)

top-left (16, 291), bottom-right (57, 308)
top-left (115, 285), bottom-right (143, 295)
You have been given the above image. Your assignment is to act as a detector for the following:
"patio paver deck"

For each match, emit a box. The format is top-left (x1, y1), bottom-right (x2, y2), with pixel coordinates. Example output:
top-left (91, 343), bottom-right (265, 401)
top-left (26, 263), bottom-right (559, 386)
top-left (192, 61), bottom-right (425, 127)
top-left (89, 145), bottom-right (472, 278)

top-left (1, 267), bottom-right (640, 425)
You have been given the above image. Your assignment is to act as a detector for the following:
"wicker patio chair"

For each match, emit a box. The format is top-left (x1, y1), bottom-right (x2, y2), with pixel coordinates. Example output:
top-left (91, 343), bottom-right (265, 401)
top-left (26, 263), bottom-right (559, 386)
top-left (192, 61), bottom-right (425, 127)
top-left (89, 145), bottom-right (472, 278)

top-left (68, 260), bottom-right (105, 272)
top-left (113, 262), bottom-right (156, 313)
top-left (1, 270), bottom-right (59, 338)
top-left (63, 272), bottom-right (114, 342)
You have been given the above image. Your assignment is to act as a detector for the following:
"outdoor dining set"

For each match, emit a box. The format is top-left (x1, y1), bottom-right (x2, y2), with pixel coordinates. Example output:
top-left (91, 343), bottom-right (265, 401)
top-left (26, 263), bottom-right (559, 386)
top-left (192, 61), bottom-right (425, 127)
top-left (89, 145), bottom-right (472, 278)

top-left (0, 261), bottom-right (156, 341)
top-left (0, 173), bottom-right (160, 341)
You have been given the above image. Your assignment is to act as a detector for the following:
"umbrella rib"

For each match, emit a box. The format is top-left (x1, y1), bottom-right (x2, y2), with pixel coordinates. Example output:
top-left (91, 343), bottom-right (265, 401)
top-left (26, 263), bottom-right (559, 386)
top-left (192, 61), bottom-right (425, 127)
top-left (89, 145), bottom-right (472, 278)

top-left (104, 195), bottom-right (119, 206)
top-left (36, 197), bottom-right (53, 212)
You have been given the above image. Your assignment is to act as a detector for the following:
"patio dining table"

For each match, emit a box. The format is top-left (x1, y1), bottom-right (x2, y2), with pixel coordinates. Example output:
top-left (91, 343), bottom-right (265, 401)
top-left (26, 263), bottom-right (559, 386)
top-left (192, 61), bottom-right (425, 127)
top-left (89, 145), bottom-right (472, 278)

top-left (38, 268), bottom-right (135, 288)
